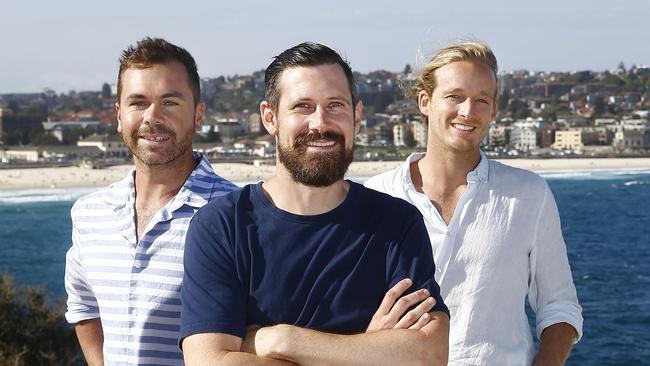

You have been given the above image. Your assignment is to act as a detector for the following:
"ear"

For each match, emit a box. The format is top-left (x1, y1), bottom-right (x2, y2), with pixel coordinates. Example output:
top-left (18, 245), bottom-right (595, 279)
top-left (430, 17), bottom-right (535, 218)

top-left (260, 100), bottom-right (278, 136)
top-left (417, 90), bottom-right (431, 115)
top-left (194, 101), bottom-right (206, 131)
top-left (354, 101), bottom-right (363, 134)
top-left (490, 98), bottom-right (498, 121)
top-left (115, 102), bottom-right (122, 133)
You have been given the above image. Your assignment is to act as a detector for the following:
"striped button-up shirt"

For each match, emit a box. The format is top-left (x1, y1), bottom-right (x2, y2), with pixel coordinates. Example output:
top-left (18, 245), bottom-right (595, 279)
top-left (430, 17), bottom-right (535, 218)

top-left (65, 152), bottom-right (238, 365)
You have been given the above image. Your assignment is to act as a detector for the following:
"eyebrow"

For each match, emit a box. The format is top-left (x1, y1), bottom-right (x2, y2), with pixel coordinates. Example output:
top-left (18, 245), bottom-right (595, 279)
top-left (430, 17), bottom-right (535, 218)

top-left (161, 92), bottom-right (184, 99)
top-left (441, 88), bottom-right (494, 99)
top-left (290, 95), bottom-right (351, 104)
top-left (124, 91), bottom-right (185, 100)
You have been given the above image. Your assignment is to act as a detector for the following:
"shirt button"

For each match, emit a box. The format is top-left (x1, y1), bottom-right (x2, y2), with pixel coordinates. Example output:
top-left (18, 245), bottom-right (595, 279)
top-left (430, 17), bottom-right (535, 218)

top-left (436, 268), bottom-right (442, 273)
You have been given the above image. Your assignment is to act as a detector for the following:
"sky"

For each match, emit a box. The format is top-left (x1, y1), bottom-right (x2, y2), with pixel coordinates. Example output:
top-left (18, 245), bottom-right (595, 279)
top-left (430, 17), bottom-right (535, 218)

top-left (1, 0), bottom-right (648, 93)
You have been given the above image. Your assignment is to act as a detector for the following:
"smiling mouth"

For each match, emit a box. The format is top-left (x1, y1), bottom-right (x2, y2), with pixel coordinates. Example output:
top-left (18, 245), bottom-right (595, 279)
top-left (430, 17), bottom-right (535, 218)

top-left (140, 134), bottom-right (170, 142)
top-left (451, 123), bottom-right (476, 132)
top-left (307, 140), bottom-right (337, 148)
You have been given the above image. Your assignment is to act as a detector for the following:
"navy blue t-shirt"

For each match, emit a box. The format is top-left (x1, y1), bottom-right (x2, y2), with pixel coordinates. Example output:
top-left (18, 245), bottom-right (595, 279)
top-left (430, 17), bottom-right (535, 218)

top-left (180, 181), bottom-right (448, 341)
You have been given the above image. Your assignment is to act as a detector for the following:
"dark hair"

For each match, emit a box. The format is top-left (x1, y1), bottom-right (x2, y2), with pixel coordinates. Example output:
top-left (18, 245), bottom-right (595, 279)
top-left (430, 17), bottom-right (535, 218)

top-left (264, 42), bottom-right (358, 109)
top-left (117, 37), bottom-right (201, 105)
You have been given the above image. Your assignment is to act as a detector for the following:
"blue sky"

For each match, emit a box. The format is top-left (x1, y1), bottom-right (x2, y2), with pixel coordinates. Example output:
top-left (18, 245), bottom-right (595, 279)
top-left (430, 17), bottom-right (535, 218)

top-left (2, 0), bottom-right (648, 93)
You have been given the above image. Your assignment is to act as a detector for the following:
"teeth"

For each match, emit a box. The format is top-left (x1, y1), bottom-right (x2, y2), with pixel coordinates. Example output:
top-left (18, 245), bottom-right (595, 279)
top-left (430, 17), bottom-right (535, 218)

top-left (308, 140), bottom-right (336, 147)
top-left (452, 123), bottom-right (475, 131)
top-left (143, 135), bottom-right (168, 141)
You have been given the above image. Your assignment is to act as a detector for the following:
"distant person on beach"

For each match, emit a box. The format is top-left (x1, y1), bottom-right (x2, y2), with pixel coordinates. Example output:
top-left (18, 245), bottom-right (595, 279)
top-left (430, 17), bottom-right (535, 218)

top-left (365, 41), bottom-right (583, 365)
top-left (64, 37), bottom-right (237, 365)
top-left (180, 42), bottom-right (450, 365)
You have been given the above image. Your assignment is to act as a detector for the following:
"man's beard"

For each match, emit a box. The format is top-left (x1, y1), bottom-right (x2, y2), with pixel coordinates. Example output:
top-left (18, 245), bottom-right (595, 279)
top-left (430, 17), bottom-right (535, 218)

top-left (277, 130), bottom-right (354, 187)
top-left (123, 123), bottom-right (193, 166)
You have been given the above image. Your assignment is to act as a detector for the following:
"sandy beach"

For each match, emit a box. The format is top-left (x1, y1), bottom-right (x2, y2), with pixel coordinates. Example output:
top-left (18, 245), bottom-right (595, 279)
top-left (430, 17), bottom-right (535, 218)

top-left (0, 157), bottom-right (649, 190)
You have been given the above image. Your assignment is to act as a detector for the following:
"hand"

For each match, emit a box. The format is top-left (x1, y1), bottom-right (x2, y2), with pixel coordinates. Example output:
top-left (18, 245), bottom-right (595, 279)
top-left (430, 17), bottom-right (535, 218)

top-left (241, 324), bottom-right (263, 354)
top-left (366, 278), bottom-right (437, 332)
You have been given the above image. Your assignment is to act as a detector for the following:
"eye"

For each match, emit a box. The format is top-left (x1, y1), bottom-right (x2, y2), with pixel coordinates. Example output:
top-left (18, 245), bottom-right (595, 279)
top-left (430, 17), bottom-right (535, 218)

top-left (294, 102), bottom-right (313, 110)
top-left (129, 101), bottom-right (147, 108)
top-left (163, 100), bottom-right (179, 106)
top-left (328, 101), bottom-right (345, 108)
top-left (477, 98), bottom-right (490, 104)
top-left (446, 94), bottom-right (461, 101)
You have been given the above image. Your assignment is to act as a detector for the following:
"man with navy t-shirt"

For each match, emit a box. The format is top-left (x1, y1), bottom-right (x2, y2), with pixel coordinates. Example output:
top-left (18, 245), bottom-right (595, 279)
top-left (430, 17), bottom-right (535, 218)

top-left (180, 42), bottom-right (450, 365)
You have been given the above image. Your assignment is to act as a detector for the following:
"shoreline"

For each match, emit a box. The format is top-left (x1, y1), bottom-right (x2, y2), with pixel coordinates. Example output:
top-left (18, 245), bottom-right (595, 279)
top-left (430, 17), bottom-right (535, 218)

top-left (0, 157), bottom-right (649, 190)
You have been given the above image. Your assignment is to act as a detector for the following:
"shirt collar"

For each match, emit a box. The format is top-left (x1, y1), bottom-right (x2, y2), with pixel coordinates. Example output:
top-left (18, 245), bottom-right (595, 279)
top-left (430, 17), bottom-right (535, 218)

top-left (102, 150), bottom-right (216, 210)
top-left (468, 151), bottom-right (489, 183)
top-left (401, 150), bottom-right (490, 186)
top-left (174, 151), bottom-right (216, 209)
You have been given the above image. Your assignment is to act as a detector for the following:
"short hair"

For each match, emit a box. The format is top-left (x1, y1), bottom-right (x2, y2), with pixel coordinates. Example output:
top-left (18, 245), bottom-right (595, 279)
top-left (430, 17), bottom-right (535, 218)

top-left (264, 42), bottom-right (358, 109)
top-left (414, 41), bottom-right (498, 99)
top-left (117, 37), bottom-right (201, 105)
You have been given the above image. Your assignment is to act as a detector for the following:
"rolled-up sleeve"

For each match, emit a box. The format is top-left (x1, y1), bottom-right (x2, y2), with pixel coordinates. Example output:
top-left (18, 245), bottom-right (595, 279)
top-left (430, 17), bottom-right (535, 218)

top-left (64, 217), bottom-right (99, 324)
top-left (528, 187), bottom-right (583, 342)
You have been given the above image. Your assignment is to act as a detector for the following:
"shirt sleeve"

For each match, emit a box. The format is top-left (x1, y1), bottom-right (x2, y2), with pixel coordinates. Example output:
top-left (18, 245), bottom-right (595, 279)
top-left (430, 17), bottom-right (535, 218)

top-left (385, 213), bottom-right (449, 317)
top-left (64, 217), bottom-right (100, 324)
top-left (528, 187), bottom-right (583, 342)
top-left (180, 210), bottom-right (247, 345)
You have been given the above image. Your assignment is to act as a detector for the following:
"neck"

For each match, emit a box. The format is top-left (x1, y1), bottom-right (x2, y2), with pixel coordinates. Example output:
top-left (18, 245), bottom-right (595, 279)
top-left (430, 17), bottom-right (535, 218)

top-left (262, 167), bottom-right (349, 216)
top-left (414, 143), bottom-right (481, 193)
top-left (133, 151), bottom-right (197, 204)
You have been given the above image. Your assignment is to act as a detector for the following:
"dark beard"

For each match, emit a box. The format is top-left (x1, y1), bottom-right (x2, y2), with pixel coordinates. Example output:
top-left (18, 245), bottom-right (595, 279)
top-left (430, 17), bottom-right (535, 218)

top-left (278, 130), bottom-right (354, 187)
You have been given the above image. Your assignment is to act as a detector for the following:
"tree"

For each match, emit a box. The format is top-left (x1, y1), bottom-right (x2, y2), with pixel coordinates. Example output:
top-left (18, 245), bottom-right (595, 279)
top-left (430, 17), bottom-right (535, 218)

top-left (62, 127), bottom-right (84, 145)
top-left (5, 100), bottom-right (20, 113)
top-left (403, 64), bottom-right (412, 75)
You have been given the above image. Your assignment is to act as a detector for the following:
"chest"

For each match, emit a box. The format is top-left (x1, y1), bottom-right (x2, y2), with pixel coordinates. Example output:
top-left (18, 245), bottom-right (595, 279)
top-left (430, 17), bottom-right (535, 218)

top-left (135, 201), bottom-right (170, 240)
top-left (426, 188), bottom-right (466, 225)
top-left (422, 192), bottom-right (536, 292)
top-left (236, 222), bottom-right (391, 333)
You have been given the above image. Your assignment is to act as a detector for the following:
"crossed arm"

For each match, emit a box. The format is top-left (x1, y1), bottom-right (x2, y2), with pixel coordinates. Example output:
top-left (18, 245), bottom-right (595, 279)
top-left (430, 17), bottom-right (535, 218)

top-left (182, 279), bottom-right (449, 366)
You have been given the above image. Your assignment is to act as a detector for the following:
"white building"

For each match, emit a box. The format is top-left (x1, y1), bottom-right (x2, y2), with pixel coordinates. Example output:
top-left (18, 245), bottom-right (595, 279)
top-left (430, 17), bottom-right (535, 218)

top-left (509, 127), bottom-right (537, 152)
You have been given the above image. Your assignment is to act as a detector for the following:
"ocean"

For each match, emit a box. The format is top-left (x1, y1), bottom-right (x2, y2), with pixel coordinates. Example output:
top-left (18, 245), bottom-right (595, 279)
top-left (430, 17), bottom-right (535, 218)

top-left (1, 170), bottom-right (649, 365)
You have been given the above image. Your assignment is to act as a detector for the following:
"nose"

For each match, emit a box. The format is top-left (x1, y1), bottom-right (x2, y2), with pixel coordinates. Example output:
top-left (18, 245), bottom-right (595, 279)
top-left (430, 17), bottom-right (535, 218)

top-left (142, 103), bottom-right (162, 125)
top-left (308, 105), bottom-right (328, 132)
top-left (457, 98), bottom-right (475, 119)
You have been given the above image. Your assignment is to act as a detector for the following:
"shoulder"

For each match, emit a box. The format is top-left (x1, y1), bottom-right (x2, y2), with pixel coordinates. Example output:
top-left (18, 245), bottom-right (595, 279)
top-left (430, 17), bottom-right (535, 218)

top-left (71, 181), bottom-right (130, 216)
top-left (192, 160), bottom-right (240, 197)
top-left (193, 183), bottom-right (253, 223)
top-left (364, 164), bottom-right (405, 196)
top-left (488, 159), bottom-right (551, 194)
top-left (354, 182), bottom-right (422, 222)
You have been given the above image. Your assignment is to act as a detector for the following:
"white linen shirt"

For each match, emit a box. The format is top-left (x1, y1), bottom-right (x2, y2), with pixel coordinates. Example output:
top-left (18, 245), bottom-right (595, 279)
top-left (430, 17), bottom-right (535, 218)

top-left (365, 152), bottom-right (583, 366)
top-left (65, 152), bottom-right (238, 366)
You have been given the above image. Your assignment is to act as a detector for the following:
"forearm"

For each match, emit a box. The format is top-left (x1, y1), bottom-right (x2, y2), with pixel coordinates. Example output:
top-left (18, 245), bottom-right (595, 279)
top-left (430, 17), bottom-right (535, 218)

top-left (257, 312), bottom-right (449, 366)
top-left (74, 318), bottom-right (104, 366)
top-left (201, 351), bottom-right (298, 366)
top-left (182, 333), bottom-right (298, 366)
top-left (533, 322), bottom-right (578, 366)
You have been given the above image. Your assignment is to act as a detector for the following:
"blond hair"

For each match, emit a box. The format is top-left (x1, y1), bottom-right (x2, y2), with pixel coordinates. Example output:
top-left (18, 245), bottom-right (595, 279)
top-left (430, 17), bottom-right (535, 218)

top-left (414, 41), bottom-right (498, 99)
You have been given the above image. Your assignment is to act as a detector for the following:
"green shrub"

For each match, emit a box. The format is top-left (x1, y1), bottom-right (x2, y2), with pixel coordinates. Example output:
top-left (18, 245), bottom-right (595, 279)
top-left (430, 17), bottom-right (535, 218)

top-left (0, 275), bottom-right (82, 366)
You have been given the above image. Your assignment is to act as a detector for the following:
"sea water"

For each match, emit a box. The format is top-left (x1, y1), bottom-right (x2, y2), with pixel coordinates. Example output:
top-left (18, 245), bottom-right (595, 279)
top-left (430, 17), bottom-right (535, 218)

top-left (0, 170), bottom-right (649, 364)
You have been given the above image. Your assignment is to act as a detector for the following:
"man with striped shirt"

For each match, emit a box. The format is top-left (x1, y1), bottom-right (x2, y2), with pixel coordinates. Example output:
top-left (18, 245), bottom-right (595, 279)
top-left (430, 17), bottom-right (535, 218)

top-left (64, 38), bottom-right (237, 365)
